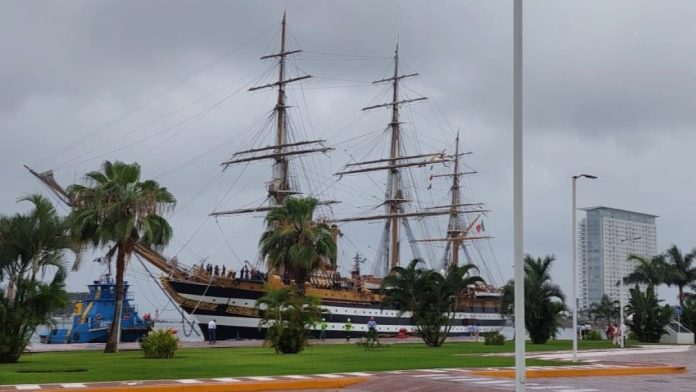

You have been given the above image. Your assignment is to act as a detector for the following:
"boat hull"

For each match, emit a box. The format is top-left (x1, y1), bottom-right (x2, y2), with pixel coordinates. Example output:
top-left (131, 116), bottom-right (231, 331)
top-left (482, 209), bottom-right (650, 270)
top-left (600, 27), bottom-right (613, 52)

top-left (163, 277), bottom-right (505, 341)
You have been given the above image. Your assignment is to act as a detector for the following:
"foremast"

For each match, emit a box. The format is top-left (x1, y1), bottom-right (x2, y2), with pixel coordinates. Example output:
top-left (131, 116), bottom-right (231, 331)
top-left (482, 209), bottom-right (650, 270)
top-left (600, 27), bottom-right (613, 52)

top-left (212, 12), bottom-right (335, 216)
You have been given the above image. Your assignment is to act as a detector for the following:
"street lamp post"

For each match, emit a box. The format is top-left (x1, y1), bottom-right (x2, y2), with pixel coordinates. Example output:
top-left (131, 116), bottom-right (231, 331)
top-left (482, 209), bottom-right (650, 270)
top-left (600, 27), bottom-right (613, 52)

top-left (513, 1), bottom-right (525, 391)
top-left (571, 174), bottom-right (597, 362)
top-left (619, 236), bottom-right (641, 348)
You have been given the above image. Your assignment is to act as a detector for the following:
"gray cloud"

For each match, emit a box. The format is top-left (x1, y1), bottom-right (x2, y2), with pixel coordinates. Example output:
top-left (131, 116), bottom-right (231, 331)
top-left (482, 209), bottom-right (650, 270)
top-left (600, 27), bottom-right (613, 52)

top-left (2, 0), bottom-right (693, 312)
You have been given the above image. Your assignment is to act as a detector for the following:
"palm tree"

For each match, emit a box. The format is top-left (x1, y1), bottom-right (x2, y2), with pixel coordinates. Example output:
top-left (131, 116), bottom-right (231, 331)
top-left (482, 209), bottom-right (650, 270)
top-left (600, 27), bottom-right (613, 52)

top-left (589, 294), bottom-right (619, 330)
top-left (501, 255), bottom-right (566, 344)
top-left (0, 195), bottom-right (72, 363)
top-left (380, 259), bottom-right (427, 315)
top-left (381, 259), bottom-right (483, 347)
top-left (259, 197), bottom-right (336, 294)
top-left (623, 254), bottom-right (667, 289)
top-left (67, 161), bottom-right (175, 353)
top-left (663, 245), bottom-right (696, 306)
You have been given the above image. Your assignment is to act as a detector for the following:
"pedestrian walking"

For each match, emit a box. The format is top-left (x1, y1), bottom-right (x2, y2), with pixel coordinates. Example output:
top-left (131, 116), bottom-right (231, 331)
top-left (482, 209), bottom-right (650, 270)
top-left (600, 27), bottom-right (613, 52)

top-left (467, 322), bottom-right (476, 341)
top-left (319, 318), bottom-right (328, 341)
top-left (208, 319), bottom-right (217, 344)
top-left (367, 316), bottom-right (377, 332)
top-left (344, 318), bottom-right (353, 341)
top-left (620, 322), bottom-right (627, 346)
top-left (611, 323), bottom-right (621, 346)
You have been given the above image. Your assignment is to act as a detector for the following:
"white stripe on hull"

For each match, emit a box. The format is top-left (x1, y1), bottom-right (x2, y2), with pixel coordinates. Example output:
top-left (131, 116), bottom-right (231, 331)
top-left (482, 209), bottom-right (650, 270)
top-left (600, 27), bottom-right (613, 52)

top-left (192, 313), bottom-right (503, 333)
top-left (178, 292), bottom-right (505, 322)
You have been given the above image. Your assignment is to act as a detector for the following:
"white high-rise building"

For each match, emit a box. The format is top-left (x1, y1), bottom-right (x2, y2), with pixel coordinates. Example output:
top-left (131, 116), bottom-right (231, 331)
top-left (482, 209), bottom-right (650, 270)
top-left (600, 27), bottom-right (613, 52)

top-left (578, 207), bottom-right (657, 310)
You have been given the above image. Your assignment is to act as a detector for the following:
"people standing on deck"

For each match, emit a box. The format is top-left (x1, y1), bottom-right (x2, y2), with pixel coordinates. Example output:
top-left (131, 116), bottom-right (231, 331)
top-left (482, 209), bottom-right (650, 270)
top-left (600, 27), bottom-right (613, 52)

top-left (319, 318), bottom-right (328, 341)
top-left (214, 265), bottom-right (220, 277)
top-left (206, 264), bottom-right (213, 275)
top-left (344, 318), bottom-right (353, 341)
top-left (208, 319), bottom-right (217, 344)
top-left (221, 265), bottom-right (226, 277)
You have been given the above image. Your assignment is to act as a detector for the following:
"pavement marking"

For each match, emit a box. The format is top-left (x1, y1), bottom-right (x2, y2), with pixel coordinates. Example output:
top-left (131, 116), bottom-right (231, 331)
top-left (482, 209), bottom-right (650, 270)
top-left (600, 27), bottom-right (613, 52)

top-left (557, 389), bottom-right (598, 392)
top-left (285, 375), bottom-right (311, 379)
top-left (246, 376), bottom-right (275, 381)
top-left (316, 374), bottom-right (343, 378)
top-left (473, 380), bottom-right (515, 385)
top-left (344, 372), bottom-right (372, 376)
top-left (14, 386), bottom-right (40, 390)
top-left (212, 378), bottom-right (240, 382)
top-left (60, 383), bottom-right (86, 388)
top-left (175, 379), bottom-right (202, 384)
top-left (453, 378), bottom-right (495, 382)
top-left (416, 369), bottom-right (449, 373)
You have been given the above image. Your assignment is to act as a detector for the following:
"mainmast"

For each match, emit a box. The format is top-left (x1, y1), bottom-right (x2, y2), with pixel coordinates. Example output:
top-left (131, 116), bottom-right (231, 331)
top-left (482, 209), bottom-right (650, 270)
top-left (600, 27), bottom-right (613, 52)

top-left (212, 12), bottom-right (336, 216)
top-left (273, 12), bottom-right (291, 206)
top-left (334, 43), bottom-right (462, 272)
top-left (387, 43), bottom-right (403, 269)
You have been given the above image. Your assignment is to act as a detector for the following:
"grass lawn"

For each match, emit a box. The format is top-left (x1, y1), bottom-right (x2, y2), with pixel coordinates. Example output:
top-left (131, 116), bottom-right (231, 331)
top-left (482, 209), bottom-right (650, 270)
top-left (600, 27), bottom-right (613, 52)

top-left (0, 340), bottom-right (630, 385)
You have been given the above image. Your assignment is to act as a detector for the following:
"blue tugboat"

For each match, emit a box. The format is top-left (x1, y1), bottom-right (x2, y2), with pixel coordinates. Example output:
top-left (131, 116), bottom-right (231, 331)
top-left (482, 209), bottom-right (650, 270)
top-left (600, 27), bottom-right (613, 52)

top-left (40, 274), bottom-right (153, 344)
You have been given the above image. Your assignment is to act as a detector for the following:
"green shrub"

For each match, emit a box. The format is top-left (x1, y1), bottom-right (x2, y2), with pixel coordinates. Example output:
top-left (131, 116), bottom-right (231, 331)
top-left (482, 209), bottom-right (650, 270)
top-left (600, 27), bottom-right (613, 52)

top-left (483, 331), bottom-right (505, 345)
top-left (139, 329), bottom-right (179, 359)
top-left (356, 329), bottom-right (389, 351)
top-left (626, 285), bottom-right (672, 343)
top-left (256, 288), bottom-right (323, 354)
top-left (585, 330), bottom-right (603, 341)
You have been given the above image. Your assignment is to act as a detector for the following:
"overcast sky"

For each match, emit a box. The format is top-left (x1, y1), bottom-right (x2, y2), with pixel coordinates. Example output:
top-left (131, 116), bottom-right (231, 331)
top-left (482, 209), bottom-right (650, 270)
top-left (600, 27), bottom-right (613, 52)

top-left (2, 0), bottom-right (695, 316)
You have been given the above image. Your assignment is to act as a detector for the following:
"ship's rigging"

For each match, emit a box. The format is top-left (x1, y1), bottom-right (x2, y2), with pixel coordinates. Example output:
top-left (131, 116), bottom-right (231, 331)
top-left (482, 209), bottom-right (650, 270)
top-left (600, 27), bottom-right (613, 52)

top-left (331, 44), bottom-right (490, 276)
top-left (211, 12), bottom-right (337, 216)
top-left (24, 12), bottom-right (503, 286)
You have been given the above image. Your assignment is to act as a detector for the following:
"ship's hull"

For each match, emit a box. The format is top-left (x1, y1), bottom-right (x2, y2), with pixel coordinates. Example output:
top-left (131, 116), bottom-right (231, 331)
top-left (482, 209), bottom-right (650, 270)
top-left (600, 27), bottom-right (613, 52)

top-left (40, 325), bottom-right (151, 344)
top-left (163, 277), bottom-right (506, 341)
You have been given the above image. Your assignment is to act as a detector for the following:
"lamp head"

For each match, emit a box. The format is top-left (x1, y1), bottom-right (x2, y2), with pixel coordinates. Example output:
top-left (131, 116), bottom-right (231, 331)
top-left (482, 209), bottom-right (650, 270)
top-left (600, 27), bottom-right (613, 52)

top-left (572, 173), bottom-right (598, 180)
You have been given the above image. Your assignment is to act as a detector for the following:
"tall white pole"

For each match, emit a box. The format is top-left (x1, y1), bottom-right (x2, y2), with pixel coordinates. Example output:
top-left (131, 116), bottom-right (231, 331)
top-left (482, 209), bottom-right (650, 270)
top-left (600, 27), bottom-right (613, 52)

top-left (571, 177), bottom-right (578, 362)
top-left (513, 1), bottom-right (525, 391)
top-left (620, 275), bottom-right (624, 348)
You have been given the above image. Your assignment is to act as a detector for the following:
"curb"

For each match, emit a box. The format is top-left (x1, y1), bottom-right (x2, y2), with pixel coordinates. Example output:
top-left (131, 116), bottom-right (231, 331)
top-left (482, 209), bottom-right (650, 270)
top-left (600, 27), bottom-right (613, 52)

top-left (34, 377), bottom-right (367, 392)
top-left (469, 365), bottom-right (687, 379)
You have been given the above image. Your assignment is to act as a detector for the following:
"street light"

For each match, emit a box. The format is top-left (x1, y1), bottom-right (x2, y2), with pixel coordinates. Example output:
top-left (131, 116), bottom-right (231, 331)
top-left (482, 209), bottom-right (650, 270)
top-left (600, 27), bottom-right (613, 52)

top-left (513, 1), bottom-right (524, 390)
top-left (619, 236), bottom-right (641, 348)
top-left (571, 174), bottom-right (597, 362)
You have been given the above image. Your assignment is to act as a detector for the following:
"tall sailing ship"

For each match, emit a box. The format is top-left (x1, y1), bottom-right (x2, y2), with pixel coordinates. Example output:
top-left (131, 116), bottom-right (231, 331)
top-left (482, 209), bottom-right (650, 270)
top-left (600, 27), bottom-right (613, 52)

top-left (29, 13), bottom-right (505, 340)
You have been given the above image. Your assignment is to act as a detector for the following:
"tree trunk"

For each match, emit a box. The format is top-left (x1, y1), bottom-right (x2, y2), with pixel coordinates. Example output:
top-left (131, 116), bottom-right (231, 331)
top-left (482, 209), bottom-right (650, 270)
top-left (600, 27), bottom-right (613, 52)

top-left (104, 244), bottom-right (128, 353)
top-left (679, 285), bottom-right (685, 307)
top-left (6, 279), bottom-right (14, 303)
